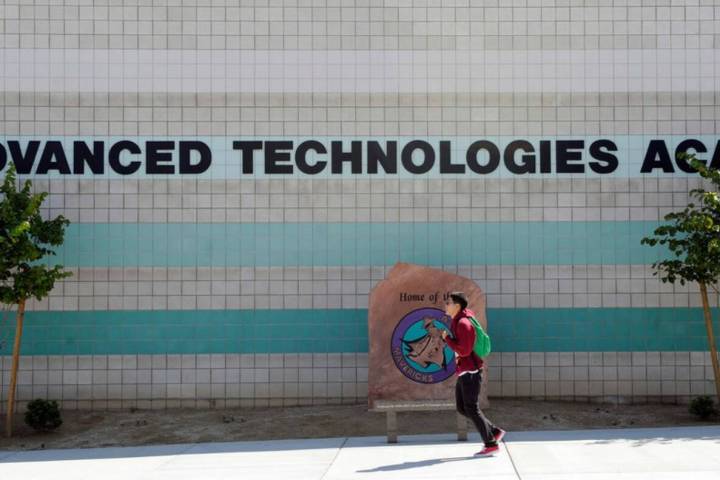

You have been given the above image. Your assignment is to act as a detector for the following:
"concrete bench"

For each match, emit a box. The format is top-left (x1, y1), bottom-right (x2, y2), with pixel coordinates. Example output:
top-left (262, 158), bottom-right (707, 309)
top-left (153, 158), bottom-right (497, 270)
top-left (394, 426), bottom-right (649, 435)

top-left (370, 400), bottom-right (468, 443)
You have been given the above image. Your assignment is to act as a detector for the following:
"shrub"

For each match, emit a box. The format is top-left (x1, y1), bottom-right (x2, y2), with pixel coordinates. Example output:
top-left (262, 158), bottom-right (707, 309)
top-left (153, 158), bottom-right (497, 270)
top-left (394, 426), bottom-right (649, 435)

top-left (689, 395), bottom-right (716, 420)
top-left (24, 399), bottom-right (63, 432)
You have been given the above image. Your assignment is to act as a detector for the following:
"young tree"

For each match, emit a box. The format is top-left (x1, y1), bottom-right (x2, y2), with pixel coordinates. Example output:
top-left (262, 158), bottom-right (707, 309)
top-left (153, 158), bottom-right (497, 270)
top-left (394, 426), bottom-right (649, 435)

top-left (1, 165), bottom-right (72, 437)
top-left (641, 156), bottom-right (720, 401)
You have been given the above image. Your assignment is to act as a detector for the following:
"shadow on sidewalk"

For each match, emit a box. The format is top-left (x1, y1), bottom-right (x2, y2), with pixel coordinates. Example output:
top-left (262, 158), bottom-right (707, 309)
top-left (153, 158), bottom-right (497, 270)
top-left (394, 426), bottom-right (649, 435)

top-left (357, 455), bottom-right (488, 473)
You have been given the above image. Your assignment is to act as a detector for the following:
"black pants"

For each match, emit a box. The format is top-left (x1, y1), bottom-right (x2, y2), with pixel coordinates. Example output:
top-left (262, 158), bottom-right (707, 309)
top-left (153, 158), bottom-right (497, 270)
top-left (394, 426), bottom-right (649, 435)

top-left (455, 371), bottom-right (497, 446)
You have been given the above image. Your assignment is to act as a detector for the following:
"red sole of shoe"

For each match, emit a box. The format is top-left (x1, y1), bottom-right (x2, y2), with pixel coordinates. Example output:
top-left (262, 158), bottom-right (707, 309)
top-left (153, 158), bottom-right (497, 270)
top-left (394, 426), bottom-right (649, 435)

top-left (474, 448), bottom-right (499, 456)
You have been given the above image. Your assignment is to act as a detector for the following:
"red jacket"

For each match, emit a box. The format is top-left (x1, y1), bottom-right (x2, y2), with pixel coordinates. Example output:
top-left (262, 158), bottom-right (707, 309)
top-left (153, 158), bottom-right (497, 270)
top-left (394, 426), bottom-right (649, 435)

top-left (445, 308), bottom-right (483, 375)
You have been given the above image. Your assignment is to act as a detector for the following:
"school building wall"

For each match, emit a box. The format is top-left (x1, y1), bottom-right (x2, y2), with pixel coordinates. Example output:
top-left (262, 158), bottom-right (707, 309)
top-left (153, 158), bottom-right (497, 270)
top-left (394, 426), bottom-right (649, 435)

top-left (2, 1), bottom-right (720, 412)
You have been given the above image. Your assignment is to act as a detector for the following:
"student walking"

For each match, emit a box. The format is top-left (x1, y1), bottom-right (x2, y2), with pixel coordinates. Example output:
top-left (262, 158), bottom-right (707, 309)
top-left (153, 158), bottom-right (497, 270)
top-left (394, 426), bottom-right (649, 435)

top-left (441, 291), bottom-right (506, 456)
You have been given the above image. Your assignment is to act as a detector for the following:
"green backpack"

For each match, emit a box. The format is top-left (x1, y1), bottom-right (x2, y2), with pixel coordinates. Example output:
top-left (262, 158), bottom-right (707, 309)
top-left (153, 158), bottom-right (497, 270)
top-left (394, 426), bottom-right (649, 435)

top-left (468, 316), bottom-right (492, 358)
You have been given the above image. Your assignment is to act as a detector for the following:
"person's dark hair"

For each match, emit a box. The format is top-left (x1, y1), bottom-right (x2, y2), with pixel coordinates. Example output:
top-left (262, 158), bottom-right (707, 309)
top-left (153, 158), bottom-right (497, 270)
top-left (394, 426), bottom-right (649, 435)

top-left (449, 292), bottom-right (468, 310)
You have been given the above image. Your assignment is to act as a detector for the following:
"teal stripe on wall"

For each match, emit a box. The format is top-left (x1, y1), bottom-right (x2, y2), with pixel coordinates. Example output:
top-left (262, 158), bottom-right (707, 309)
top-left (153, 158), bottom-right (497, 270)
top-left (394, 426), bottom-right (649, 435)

top-left (54, 222), bottom-right (666, 267)
top-left (8, 307), bottom-right (718, 356)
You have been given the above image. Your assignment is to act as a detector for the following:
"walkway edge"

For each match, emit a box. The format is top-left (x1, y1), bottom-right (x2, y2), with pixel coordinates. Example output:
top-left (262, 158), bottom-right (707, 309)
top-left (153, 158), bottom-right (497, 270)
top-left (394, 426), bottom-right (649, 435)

top-left (319, 437), bottom-right (349, 480)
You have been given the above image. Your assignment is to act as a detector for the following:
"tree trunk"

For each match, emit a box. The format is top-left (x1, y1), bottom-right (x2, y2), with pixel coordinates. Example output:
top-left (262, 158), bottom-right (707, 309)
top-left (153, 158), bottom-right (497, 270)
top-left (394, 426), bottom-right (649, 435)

top-left (5, 298), bottom-right (25, 438)
top-left (699, 282), bottom-right (720, 402)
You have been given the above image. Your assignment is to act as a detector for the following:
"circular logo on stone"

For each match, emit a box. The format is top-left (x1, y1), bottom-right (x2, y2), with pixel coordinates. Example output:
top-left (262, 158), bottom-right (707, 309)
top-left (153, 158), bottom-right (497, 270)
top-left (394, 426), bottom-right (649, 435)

top-left (390, 307), bottom-right (456, 384)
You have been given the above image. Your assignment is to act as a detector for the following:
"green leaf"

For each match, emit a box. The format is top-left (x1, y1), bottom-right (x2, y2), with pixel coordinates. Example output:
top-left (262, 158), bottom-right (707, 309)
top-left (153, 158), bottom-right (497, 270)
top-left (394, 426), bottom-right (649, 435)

top-left (0, 164), bottom-right (73, 305)
top-left (641, 153), bottom-right (720, 287)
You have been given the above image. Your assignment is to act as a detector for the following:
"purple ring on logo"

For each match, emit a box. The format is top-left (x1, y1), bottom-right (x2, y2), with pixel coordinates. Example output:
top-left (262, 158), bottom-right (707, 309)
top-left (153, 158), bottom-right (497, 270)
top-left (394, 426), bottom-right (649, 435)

top-left (390, 307), bottom-right (456, 384)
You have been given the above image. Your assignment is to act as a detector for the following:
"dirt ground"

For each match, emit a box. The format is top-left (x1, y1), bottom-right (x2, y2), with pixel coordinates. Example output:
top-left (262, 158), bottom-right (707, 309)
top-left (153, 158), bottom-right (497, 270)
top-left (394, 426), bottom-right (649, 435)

top-left (1, 399), bottom-right (717, 451)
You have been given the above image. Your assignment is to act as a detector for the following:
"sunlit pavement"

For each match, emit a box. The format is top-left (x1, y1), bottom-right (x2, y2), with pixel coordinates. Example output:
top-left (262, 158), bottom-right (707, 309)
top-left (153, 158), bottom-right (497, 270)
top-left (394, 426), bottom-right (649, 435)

top-left (2, 426), bottom-right (720, 480)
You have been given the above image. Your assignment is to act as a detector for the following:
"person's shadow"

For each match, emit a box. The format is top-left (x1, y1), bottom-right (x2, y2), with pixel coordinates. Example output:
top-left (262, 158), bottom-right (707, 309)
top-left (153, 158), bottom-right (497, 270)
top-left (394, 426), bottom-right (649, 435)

top-left (357, 455), bottom-right (488, 473)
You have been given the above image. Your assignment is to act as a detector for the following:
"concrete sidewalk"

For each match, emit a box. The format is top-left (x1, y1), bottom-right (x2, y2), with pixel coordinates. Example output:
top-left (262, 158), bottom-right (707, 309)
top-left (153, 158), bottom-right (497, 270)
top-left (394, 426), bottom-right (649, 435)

top-left (2, 426), bottom-right (720, 480)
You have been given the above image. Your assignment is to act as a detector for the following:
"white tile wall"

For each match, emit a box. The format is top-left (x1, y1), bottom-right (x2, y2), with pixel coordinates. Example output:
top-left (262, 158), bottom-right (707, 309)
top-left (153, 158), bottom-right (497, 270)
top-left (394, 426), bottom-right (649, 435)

top-left (2, 0), bottom-right (720, 410)
top-left (14, 263), bottom-right (717, 313)
top-left (1, 351), bottom-right (716, 412)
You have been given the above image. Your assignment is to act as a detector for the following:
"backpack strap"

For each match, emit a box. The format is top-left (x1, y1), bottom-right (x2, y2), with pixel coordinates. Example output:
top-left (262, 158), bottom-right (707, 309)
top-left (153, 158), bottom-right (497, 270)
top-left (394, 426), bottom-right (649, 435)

top-left (467, 316), bottom-right (482, 371)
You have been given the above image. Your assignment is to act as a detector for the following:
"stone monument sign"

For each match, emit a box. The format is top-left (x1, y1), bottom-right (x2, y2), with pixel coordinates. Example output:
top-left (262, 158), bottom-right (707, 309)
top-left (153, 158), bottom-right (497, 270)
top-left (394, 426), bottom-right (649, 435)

top-left (368, 263), bottom-right (489, 408)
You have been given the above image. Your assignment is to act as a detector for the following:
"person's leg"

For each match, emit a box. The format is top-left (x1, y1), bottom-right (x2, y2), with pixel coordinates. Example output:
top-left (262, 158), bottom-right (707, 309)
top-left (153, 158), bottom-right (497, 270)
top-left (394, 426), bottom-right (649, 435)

top-left (455, 376), bottom-right (467, 417)
top-left (477, 375), bottom-right (505, 442)
top-left (458, 372), bottom-right (496, 446)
